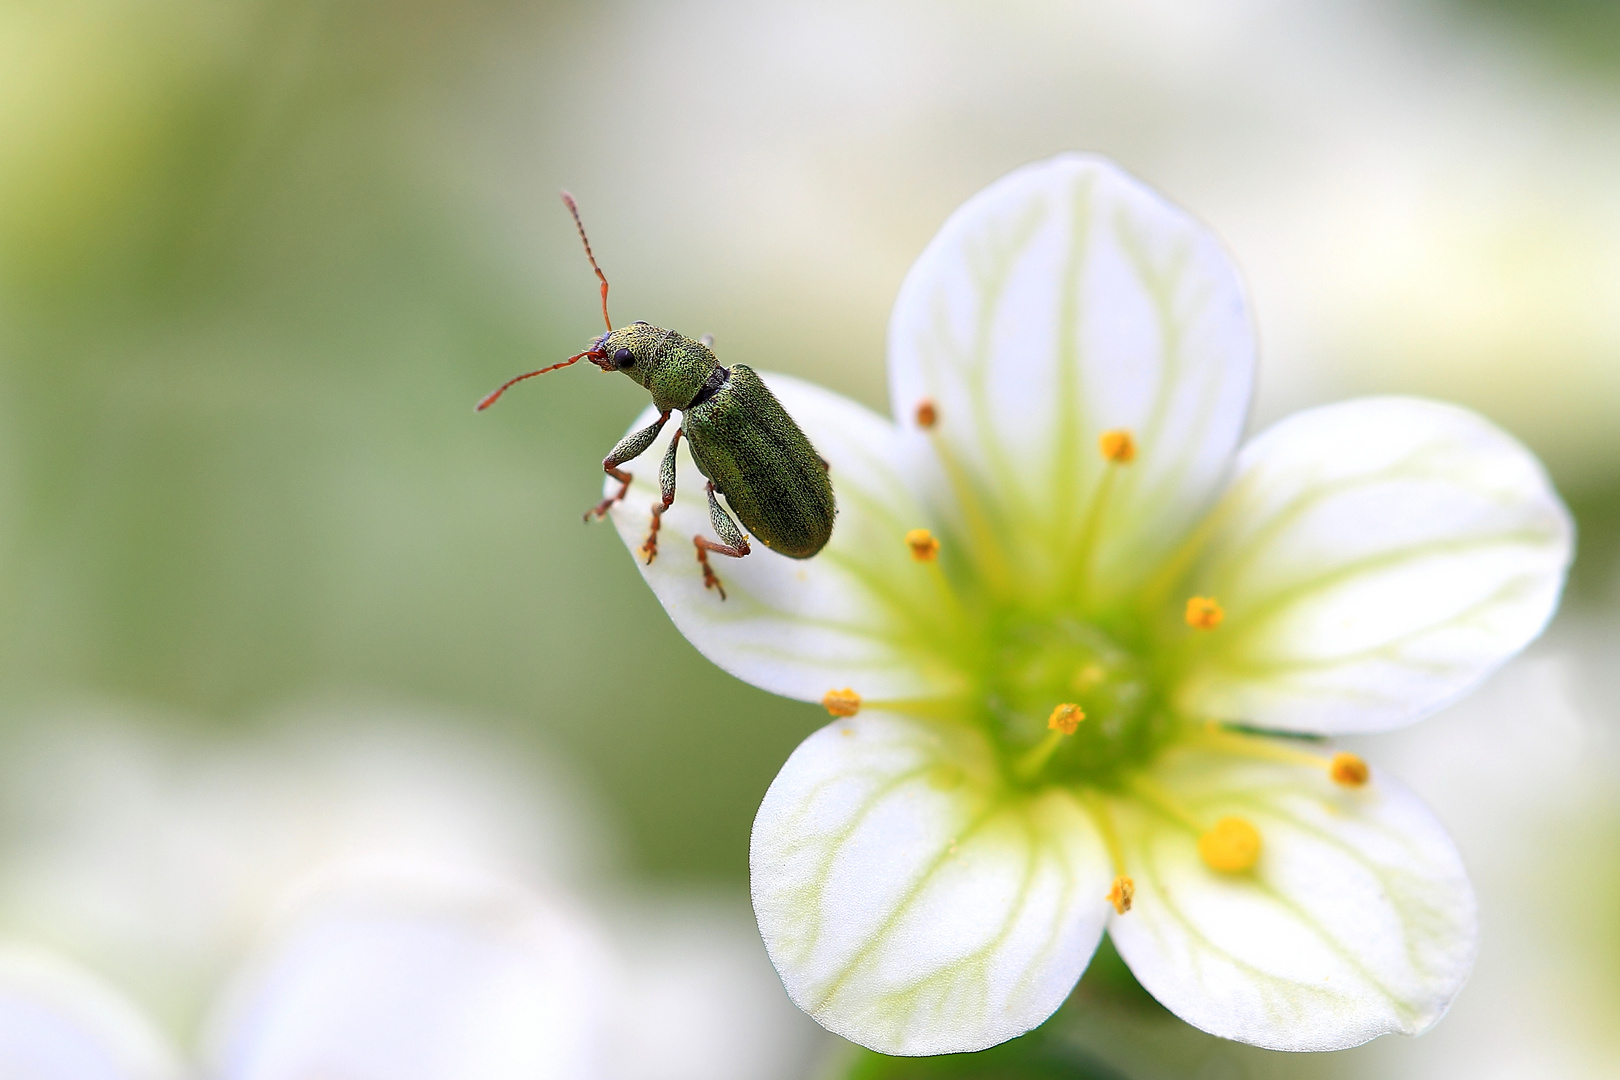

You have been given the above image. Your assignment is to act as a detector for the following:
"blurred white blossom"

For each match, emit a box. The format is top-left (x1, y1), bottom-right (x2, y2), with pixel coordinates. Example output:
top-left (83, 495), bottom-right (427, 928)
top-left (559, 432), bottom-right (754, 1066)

top-left (0, 707), bottom-right (824, 1080)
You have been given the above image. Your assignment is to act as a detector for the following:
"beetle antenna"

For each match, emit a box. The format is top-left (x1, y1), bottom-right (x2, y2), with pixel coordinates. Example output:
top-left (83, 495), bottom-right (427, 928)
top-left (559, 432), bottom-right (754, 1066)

top-left (475, 349), bottom-right (598, 411)
top-left (561, 190), bottom-right (612, 333)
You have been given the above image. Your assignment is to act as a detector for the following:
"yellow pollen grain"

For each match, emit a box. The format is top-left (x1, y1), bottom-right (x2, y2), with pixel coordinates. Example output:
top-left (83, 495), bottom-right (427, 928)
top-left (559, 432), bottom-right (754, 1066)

top-left (1047, 703), bottom-right (1084, 735)
top-left (1330, 752), bottom-right (1370, 787)
top-left (915, 398), bottom-right (938, 428)
top-left (1098, 429), bottom-right (1136, 463)
top-left (1185, 596), bottom-right (1224, 630)
top-left (1106, 875), bottom-right (1134, 914)
top-left (905, 528), bottom-right (940, 562)
top-left (822, 688), bottom-right (861, 717)
top-left (1199, 816), bottom-right (1261, 873)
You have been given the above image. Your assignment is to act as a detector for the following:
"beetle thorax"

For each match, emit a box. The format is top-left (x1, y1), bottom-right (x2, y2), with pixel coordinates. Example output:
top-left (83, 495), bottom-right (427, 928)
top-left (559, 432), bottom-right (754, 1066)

top-left (596, 323), bottom-right (720, 412)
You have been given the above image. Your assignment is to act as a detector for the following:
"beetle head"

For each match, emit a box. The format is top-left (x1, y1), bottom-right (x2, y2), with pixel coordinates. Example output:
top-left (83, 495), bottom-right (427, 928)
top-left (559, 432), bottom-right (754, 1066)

top-left (593, 321), bottom-right (678, 387)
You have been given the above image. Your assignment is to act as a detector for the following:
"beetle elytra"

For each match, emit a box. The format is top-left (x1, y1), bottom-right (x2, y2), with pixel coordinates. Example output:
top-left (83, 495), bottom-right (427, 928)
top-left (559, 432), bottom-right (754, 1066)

top-left (477, 193), bottom-right (835, 599)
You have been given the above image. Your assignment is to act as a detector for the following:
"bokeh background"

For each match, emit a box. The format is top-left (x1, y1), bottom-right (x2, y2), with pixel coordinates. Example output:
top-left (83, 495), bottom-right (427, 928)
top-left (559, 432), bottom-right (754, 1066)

top-left (0, 0), bottom-right (1616, 1077)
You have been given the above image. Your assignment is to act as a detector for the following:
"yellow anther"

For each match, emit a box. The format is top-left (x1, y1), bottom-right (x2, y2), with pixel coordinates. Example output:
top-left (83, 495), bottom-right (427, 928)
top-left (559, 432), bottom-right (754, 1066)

top-left (1185, 596), bottom-right (1224, 630)
top-left (906, 528), bottom-right (940, 562)
top-left (1199, 816), bottom-right (1261, 873)
top-left (1047, 703), bottom-right (1085, 735)
top-left (915, 398), bottom-right (938, 428)
top-left (822, 688), bottom-right (861, 717)
top-left (1330, 752), bottom-right (1370, 787)
top-left (1098, 429), bottom-right (1136, 463)
top-left (1106, 875), bottom-right (1134, 915)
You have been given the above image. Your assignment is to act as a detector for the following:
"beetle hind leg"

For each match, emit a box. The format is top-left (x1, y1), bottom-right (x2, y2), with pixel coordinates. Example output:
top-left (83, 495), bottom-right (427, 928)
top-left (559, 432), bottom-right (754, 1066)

top-left (693, 480), bottom-right (750, 599)
top-left (694, 542), bottom-right (731, 599)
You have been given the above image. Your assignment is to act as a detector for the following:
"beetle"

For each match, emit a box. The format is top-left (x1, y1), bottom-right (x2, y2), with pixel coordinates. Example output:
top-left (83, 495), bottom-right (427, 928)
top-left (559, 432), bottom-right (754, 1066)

top-left (476, 192), bottom-right (835, 599)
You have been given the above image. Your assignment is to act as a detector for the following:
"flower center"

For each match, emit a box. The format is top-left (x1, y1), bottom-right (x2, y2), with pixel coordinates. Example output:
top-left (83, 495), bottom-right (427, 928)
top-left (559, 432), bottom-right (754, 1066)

top-left (978, 615), bottom-right (1173, 786)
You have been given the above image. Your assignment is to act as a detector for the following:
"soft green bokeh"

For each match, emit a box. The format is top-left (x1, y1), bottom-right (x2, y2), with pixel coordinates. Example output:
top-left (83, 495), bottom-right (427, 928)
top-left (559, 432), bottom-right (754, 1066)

top-left (0, 0), bottom-right (821, 882)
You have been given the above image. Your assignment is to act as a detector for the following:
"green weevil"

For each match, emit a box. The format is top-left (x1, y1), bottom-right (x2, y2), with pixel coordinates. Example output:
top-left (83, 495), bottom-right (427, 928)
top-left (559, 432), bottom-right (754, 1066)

top-left (477, 192), bottom-right (836, 599)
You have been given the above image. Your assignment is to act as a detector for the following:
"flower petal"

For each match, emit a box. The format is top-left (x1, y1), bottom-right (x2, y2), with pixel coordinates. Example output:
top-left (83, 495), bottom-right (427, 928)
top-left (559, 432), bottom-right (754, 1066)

top-left (1107, 745), bottom-right (1476, 1050)
top-left (0, 943), bottom-right (180, 1080)
top-left (606, 376), bottom-right (966, 704)
top-left (1175, 397), bottom-right (1573, 734)
top-left (207, 869), bottom-right (615, 1080)
top-left (750, 711), bottom-right (1112, 1056)
top-left (887, 153), bottom-right (1255, 606)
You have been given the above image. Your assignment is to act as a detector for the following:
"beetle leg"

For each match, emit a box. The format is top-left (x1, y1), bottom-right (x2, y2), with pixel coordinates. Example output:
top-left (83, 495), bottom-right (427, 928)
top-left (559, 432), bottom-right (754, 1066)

top-left (640, 427), bottom-right (683, 564)
top-left (643, 509), bottom-right (662, 563)
top-left (586, 410), bottom-right (670, 521)
top-left (694, 544), bottom-right (727, 599)
top-left (703, 481), bottom-right (751, 556)
top-left (693, 481), bottom-right (750, 599)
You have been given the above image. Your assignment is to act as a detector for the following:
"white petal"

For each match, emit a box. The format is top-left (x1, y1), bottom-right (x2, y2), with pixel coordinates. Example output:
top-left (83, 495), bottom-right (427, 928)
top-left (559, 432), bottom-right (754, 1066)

top-left (1108, 745), bottom-right (1476, 1051)
top-left (750, 711), bottom-right (1112, 1056)
top-left (0, 943), bottom-right (180, 1080)
top-left (888, 153), bottom-right (1255, 606)
top-left (605, 900), bottom-right (826, 1080)
top-left (207, 869), bottom-right (615, 1080)
top-left (606, 376), bottom-right (966, 704)
top-left (1175, 397), bottom-right (1572, 734)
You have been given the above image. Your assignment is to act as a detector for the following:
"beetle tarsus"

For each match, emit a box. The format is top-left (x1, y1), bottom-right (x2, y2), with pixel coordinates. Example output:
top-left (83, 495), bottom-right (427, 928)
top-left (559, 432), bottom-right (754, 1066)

top-left (586, 465), bottom-right (634, 521)
top-left (642, 504), bottom-right (664, 564)
top-left (694, 539), bottom-right (741, 600)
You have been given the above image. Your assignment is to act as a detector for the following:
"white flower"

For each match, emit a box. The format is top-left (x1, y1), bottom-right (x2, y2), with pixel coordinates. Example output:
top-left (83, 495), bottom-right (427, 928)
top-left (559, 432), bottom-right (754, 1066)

top-left (0, 713), bottom-right (822, 1080)
top-left (602, 154), bottom-right (1573, 1056)
top-left (0, 861), bottom-right (820, 1080)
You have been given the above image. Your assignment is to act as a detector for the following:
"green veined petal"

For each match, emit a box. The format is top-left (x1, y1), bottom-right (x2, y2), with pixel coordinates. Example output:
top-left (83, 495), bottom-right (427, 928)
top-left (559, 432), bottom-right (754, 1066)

top-left (1108, 744), bottom-right (1476, 1050)
top-left (751, 711), bottom-right (1113, 1056)
top-left (887, 153), bottom-right (1255, 609)
top-left (1173, 396), bottom-right (1572, 734)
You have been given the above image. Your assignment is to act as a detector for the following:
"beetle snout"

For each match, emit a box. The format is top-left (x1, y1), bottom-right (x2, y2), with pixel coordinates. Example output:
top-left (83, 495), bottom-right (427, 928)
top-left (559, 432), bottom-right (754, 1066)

top-left (584, 333), bottom-right (614, 371)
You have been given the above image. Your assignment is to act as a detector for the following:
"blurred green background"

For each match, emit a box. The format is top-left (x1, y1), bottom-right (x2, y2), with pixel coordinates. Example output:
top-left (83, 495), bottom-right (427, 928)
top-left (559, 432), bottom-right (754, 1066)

top-left (0, 0), bottom-right (1617, 1076)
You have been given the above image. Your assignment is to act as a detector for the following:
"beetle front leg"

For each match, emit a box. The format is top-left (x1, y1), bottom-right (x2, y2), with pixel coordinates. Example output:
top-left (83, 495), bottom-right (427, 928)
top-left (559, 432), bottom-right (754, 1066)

top-left (586, 410), bottom-right (670, 522)
top-left (694, 480), bottom-right (750, 600)
top-left (640, 427), bottom-right (683, 564)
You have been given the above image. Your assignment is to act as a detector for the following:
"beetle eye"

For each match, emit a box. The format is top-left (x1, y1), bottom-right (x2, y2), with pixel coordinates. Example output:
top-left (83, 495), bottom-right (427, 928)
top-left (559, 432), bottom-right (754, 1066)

top-left (613, 347), bottom-right (634, 368)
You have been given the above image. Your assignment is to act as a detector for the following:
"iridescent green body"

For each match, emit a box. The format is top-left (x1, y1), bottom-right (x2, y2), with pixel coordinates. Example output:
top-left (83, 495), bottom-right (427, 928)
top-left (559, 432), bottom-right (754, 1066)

top-left (595, 322), bottom-right (836, 559)
top-left (685, 365), bottom-right (834, 559)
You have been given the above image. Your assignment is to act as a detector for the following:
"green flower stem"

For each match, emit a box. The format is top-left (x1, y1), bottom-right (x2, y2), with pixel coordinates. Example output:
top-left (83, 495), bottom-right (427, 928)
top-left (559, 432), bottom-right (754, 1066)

top-left (1013, 729), bottom-right (1067, 780)
top-left (1124, 773), bottom-right (1205, 834)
